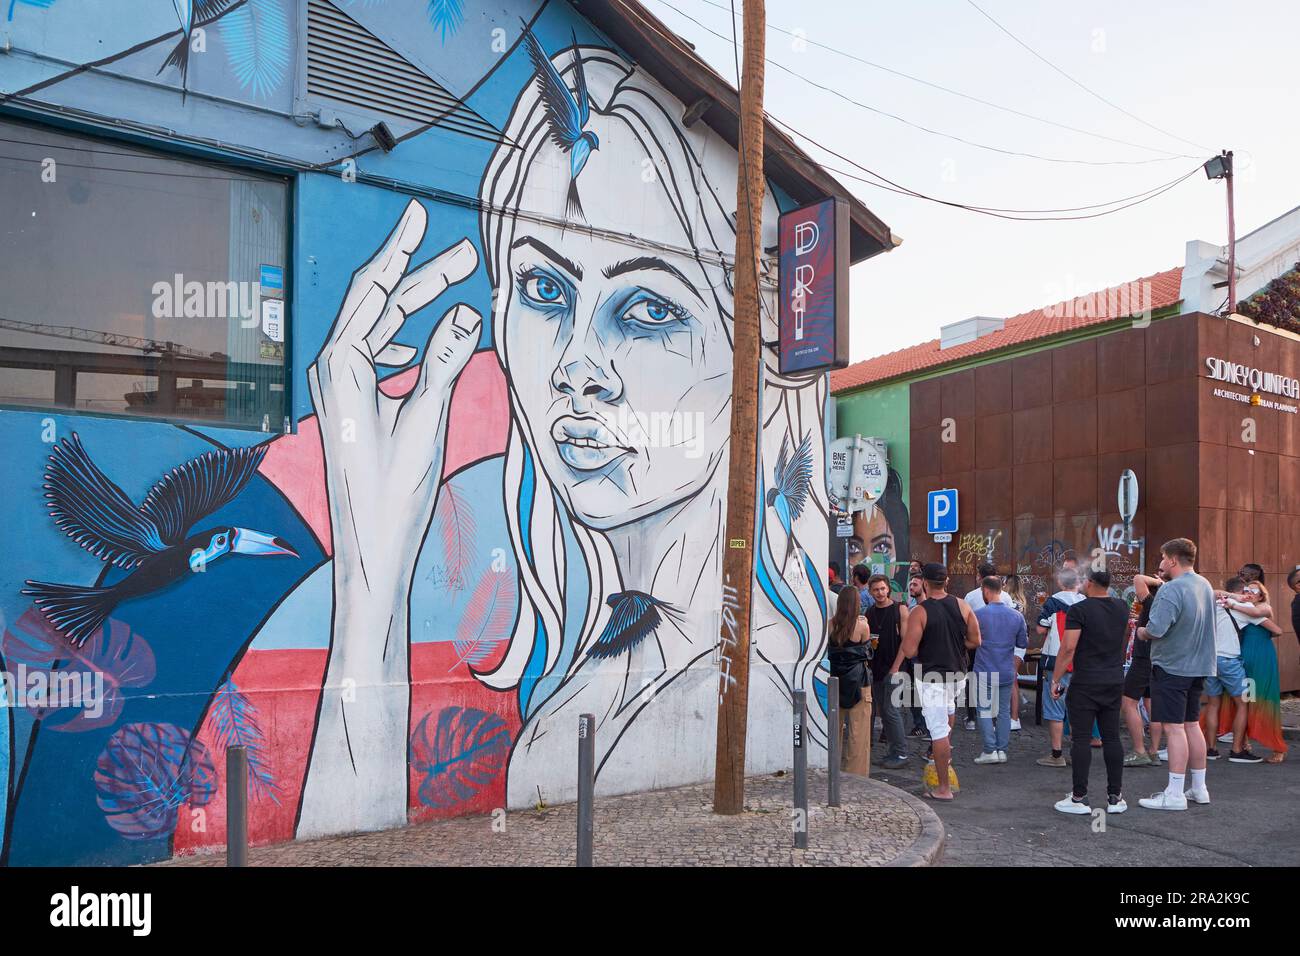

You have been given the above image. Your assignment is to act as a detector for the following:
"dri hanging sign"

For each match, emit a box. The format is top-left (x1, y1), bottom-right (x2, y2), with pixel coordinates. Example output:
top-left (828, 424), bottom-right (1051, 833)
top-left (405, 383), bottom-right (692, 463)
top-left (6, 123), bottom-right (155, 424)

top-left (778, 197), bottom-right (850, 375)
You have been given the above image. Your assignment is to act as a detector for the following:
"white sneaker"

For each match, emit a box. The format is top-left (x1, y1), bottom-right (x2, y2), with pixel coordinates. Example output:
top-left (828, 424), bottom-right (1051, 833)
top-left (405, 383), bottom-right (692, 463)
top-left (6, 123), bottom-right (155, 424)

top-left (1157, 748), bottom-right (1169, 761)
top-left (1010, 719), bottom-right (1022, 731)
top-left (974, 751), bottom-right (1000, 764)
top-left (1218, 732), bottom-right (1233, 743)
top-left (964, 719), bottom-right (977, 731)
top-left (1107, 796), bottom-right (1128, 814)
top-left (996, 750), bottom-right (1008, 763)
top-left (1184, 787), bottom-right (1211, 805)
top-left (1054, 793), bottom-right (1091, 814)
top-left (1138, 790), bottom-right (1188, 811)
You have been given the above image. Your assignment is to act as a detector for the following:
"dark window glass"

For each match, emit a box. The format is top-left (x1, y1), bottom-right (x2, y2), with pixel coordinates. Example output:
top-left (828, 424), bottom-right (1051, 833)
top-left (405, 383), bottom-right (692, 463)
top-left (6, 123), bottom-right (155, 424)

top-left (0, 119), bottom-right (289, 430)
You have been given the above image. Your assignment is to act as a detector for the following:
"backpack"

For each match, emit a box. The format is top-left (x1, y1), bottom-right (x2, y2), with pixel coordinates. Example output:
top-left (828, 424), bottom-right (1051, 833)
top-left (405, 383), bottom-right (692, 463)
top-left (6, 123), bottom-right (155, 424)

top-left (828, 641), bottom-right (872, 709)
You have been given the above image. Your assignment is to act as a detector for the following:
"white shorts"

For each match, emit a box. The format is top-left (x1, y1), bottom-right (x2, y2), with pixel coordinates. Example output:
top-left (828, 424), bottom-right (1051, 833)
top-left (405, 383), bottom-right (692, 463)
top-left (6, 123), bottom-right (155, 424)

top-left (918, 677), bottom-right (966, 741)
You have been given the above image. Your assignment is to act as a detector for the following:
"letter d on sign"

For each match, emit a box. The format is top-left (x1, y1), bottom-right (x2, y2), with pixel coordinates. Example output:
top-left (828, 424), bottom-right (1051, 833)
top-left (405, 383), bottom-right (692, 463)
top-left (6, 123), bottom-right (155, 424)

top-left (794, 220), bottom-right (819, 256)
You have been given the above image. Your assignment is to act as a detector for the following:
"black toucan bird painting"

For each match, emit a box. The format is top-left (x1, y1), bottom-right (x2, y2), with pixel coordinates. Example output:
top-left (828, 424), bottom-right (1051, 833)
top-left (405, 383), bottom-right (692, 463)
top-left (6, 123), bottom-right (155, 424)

top-left (23, 434), bottom-right (297, 646)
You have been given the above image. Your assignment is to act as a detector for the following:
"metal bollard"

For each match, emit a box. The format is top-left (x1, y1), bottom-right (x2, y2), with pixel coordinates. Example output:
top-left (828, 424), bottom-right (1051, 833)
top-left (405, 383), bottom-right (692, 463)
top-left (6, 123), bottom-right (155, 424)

top-left (793, 690), bottom-right (808, 849)
top-left (577, 713), bottom-right (595, 867)
top-left (827, 677), bottom-right (841, 807)
top-left (226, 745), bottom-right (248, 868)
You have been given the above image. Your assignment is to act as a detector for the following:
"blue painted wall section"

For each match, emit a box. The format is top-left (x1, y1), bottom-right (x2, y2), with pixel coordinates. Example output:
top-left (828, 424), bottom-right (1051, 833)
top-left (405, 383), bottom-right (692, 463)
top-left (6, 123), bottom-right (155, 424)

top-left (0, 0), bottom-right (835, 864)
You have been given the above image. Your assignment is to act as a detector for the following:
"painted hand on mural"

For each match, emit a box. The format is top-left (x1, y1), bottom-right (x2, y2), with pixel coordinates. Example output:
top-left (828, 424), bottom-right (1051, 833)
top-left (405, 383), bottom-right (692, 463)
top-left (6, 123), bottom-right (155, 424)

top-left (298, 199), bottom-right (481, 836)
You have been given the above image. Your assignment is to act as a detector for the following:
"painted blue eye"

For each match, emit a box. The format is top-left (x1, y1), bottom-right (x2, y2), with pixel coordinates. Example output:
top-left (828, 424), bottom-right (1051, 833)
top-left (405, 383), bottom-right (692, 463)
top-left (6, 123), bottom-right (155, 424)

top-left (519, 271), bottom-right (568, 307)
top-left (534, 276), bottom-right (561, 302)
top-left (623, 294), bottom-right (688, 326)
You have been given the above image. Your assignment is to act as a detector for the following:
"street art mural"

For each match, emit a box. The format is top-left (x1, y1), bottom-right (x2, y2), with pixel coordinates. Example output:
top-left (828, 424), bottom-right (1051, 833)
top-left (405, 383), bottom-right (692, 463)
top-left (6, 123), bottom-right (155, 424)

top-left (0, 0), bottom-right (831, 863)
top-left (851, 467), bottom-right (911, 594)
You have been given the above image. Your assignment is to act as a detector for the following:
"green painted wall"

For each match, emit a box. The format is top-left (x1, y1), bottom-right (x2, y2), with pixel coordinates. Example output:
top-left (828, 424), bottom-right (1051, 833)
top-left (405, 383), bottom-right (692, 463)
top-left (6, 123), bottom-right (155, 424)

top-left (835, 379), bottom-right (911, 496)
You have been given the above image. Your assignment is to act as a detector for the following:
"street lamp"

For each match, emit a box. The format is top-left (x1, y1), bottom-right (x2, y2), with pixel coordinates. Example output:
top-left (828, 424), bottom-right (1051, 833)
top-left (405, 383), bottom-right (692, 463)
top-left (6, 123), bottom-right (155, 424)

top-left (1204, 150), bottom-right (1236, 315)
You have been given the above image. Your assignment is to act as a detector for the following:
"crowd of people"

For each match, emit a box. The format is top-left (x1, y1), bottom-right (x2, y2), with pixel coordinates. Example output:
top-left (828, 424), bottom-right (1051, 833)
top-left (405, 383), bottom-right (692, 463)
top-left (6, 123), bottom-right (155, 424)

top-left (826, 538), bottom-right (1291, 814)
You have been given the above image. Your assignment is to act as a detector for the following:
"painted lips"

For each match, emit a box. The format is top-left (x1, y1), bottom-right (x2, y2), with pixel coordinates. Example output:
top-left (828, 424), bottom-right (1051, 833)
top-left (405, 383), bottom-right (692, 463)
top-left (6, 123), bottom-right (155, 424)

top-left (551, 416), bottom-right (636, 471)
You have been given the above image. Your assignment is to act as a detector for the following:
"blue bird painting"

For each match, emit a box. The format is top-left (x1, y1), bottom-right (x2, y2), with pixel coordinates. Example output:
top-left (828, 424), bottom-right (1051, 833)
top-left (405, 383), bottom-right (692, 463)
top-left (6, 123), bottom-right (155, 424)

top-left (766, 431), bottom-right (814, 572)
top-left (23, 434), bottom-right (297, 647)
top-left (522, 26), bottom-right (599, 220)
top-left (587, 590), bottom-right (679, 660)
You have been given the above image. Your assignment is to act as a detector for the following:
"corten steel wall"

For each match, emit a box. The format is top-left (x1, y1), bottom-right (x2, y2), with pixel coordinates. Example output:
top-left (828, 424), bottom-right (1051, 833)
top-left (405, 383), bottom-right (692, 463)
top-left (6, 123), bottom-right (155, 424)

top-left (905, 311), bottom-right (1300, 691)
top-left (1196, 314), bottom-right (1300, 692)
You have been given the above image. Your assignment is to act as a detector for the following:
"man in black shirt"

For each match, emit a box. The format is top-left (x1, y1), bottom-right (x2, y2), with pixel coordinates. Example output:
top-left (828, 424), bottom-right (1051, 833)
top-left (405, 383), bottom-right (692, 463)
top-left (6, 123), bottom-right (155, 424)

top-left (1122, 570), bottom-right (1166, 767)
top-left (864, 573), bottom-right (910, 769)
top-left (1052, 569), bottom-right (1130, 815)
top-left (900, 563), bottom-right (981, 800)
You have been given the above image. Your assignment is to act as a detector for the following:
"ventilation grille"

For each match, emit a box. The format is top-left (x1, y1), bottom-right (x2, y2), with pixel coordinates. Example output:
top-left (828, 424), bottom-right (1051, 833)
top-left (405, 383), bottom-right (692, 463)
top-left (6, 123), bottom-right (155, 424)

top-left (306, 0), bottom-right (502, 143)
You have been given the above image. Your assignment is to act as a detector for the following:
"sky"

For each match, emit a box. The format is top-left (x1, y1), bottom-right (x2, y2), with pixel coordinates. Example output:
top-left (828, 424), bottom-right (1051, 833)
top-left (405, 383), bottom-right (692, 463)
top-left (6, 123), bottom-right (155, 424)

top-left (643, 0), bottom-right (1300, 363)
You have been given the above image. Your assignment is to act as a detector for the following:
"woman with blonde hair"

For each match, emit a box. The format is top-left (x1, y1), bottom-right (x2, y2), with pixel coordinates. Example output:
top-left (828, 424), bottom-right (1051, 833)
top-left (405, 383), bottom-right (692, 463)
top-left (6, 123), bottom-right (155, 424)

top-left (1214, 579), bottom-right (1288, 763)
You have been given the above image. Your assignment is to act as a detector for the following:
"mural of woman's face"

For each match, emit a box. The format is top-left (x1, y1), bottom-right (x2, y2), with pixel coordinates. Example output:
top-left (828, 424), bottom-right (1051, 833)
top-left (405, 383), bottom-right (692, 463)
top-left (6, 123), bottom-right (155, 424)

top-left (502, 119), bottom-right (733, 529)
top-left (862, 504), bottom-right (896, 573)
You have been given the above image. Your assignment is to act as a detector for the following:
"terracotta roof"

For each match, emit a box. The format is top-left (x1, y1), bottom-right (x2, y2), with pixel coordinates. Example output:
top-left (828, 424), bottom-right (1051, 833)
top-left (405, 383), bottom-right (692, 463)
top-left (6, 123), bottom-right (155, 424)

top-left (831, 267), bottom-right (1184, 394)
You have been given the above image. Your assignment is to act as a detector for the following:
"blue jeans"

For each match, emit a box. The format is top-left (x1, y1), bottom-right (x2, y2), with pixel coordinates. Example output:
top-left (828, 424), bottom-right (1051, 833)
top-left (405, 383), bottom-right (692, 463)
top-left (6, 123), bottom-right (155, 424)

top-left (977, 673), bottom-right (1013, 754)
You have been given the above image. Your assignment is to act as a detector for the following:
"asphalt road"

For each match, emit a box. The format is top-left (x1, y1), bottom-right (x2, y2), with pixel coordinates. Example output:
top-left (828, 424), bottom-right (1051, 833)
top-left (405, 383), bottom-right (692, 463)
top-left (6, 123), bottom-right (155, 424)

top-left (869, 691), bottom-right (1299, 866)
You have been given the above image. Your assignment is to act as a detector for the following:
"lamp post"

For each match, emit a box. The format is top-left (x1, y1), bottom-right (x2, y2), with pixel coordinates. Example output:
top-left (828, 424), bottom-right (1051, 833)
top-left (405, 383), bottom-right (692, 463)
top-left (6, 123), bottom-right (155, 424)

top-left (1204, 151), bottom-right (1235, 315)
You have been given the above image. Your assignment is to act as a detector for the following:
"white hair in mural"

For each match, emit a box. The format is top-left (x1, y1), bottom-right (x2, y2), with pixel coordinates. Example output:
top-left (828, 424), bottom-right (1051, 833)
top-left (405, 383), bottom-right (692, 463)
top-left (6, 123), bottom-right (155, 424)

top-left (474, 43), bottom-right (831, 786)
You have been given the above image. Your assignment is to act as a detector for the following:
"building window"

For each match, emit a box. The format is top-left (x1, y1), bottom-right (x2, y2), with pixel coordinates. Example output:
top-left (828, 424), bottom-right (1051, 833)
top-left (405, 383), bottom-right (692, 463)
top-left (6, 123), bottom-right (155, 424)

top-left (0, 119), bottom-right (289, 430)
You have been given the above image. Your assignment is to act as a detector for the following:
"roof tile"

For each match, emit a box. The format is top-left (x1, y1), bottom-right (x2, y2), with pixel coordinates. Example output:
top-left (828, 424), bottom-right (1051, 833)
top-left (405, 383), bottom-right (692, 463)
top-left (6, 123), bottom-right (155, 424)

top-left (831, 267), bottom-right (1183, 394)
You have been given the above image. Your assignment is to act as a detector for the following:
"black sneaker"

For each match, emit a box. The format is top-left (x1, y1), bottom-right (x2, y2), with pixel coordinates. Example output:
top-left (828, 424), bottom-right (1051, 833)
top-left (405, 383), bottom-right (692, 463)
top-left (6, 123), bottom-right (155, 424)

top-left (908, 727), bottom-right (926, 738)
top-left (1206, 748), bottom-right (1219, 760)
top-left (1229, 750), bottom-right (1263, 763)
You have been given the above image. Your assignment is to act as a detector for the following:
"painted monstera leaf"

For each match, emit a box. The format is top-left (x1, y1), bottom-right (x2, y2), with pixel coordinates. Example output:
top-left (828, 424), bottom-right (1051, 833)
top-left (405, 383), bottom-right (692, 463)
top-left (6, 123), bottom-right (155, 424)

top-left (94, 722), bottom-right (216, 839)
top-left (1, 606), bottom-right (155, 732)
top-left (411, 707), bottom-right (510, 809)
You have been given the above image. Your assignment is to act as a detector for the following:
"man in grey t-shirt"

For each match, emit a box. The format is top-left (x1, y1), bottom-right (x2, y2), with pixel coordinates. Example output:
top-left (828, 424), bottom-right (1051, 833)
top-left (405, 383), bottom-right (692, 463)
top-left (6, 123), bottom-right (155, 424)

top-left (1136, 537), bottom-right (1217, 811)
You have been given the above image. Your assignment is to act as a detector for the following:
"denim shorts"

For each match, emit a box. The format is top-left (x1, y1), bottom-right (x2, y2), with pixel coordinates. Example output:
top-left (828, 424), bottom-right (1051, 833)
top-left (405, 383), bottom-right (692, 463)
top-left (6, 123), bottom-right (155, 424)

top-left (1204, 655), bottom-right (1248, 698)
top-left (1041, 658), bottom-right (1070, 722)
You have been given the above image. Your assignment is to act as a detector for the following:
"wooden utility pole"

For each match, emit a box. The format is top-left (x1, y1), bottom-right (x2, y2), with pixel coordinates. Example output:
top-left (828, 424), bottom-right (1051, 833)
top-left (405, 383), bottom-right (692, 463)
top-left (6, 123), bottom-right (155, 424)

top-left (713, 0), bottom-right (766, 816)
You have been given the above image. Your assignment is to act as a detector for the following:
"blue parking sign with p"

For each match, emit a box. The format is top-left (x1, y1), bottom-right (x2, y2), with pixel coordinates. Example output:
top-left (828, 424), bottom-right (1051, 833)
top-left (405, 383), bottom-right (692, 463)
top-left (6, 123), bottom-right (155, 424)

top-left (927, 489), bottom-right (958, 534)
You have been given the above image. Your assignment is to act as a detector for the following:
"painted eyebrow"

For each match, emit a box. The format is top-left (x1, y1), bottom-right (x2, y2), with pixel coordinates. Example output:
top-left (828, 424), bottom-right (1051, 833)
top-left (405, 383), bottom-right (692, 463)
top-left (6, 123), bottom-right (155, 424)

top-left (603, 256), bottom-right (705, 303)
top-left (511, 237), bottom-right (582, 280)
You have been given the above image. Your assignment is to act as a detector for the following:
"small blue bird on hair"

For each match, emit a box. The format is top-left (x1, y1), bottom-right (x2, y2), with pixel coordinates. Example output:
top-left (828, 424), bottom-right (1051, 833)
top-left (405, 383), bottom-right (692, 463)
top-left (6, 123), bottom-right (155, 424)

top-left (523, 25), bottom-right (599, 219)
top-left (767, 431), bottom-right (814, 572)
top-left (587, 591), bottom-right (679, 660)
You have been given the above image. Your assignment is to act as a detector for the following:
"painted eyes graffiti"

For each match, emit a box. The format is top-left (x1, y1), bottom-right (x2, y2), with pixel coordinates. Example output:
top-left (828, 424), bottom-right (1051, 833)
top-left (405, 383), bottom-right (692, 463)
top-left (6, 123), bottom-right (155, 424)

top-left (515, 266), bottom-right (694, 331)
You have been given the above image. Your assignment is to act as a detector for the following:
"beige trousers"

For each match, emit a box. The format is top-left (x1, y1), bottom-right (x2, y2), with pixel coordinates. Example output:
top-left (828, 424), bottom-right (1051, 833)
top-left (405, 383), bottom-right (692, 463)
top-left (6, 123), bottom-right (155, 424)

top-left (839, 684), bottom-right (873, 777)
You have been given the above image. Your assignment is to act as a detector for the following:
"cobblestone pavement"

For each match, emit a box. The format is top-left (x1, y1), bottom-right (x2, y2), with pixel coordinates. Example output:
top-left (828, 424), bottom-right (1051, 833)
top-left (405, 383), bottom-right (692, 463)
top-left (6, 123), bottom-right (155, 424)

top-left (872, 690), bottom-right (1299, 867)
top-left (156, 770), bottom-right (942, 867)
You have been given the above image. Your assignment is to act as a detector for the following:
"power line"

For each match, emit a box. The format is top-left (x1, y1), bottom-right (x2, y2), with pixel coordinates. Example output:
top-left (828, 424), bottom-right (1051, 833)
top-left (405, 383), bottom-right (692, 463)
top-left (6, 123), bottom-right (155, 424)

top-left (650, 0), bottom-right (1193, 167)
top-left (767, 114), bottom-right (1204, 221)
top-left (685, 0), bottom-right (1195, 160)
top-left (963, 0), bottom-right (1212, 155)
